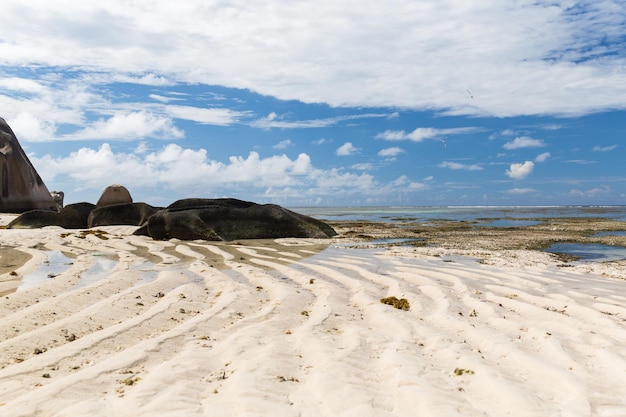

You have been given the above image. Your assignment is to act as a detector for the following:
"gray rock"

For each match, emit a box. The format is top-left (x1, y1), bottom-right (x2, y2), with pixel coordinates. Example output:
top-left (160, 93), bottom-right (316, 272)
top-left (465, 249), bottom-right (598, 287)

top-left (8, 203), bottom-right (96, 229)
top-left (135, 198), bottom-right (337, 241)
top-left (88, 202), bottom-right (160, 227)
top-left (96, 184), bottom-right (133, 207)
top-left (0, 117), bottom-right (57, 213)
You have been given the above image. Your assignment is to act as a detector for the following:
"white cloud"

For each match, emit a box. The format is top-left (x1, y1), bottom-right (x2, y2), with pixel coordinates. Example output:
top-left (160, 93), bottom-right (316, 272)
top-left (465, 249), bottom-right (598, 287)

top-left (593, 145), bottom-right (618, 152)
top-left (506, 188), bottom-right (536, 194)
top-left (149, 94), bottom-right (180, 103)
top-left (535, 152), bottom-right (551, 162)
top-left (312, 138), bottom-right (331, 145)
top-left (569, 185), bottom-right (611, 197)
top-left (352, 163), bottom-right (375, 171)
top-left (336, 142), bottom-right (359, 156)
top-left (164, 105), bottom-right (244, 125)
top-left (273, 139), bottom-right (292, 149)
top-left (31, 143), bottom-right (430, 205)
top-left (503, 136), bottom-right (546, 150)
top-left (62, 111), bottom-right (184, 141)
top-left (506, 161), bottom-right (534, 179)
top-left (438, 161), bottom-right (483, 171)
top-left (378, 147), bottom-right (405, 158)
top-left (251, 112), bottom-right (393, 129)
top-left (134, 141), bottom-right (149, 154)
top-left (566, 159), bottom-right (597, 165)
top-left (0, 1), bottom-right (625, 117)
top-left (6, 112), bottom-right (56, 141)
top-left (376, 127), bottom-right (479, 142)
top-left (0, 77), bottom-right (46, 93)
top-left (390, 175), bottom-right (428, 191)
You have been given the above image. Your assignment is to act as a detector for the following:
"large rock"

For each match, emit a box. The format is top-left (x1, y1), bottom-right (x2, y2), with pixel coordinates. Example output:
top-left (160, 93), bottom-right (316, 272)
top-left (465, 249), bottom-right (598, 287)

top-left (0, 117), bottom-right (57, 213)
top-left (88, 202), bottom-right (160, 227)
top-left (96, 184), bottom-right (133, 207)
top-left (134, 198), bottom-right (337, 241)
top-left (8, 203), bottom-right (96, 229)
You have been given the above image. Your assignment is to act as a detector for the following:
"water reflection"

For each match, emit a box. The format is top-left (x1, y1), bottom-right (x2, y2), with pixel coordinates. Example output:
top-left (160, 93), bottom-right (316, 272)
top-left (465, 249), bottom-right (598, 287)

top-left (593, 231), bottom-right (626, 237)
top-left (73, 256), bottom-right (117, 288)
top-left (545, 243), bottom-right (626, 262)
top-left (17, 250), bottom-right (73, 291)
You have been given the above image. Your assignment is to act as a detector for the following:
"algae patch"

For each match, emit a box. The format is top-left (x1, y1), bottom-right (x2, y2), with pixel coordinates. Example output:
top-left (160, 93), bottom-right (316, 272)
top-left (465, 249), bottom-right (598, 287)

top-left (380, 296), bottom-right (410, 311)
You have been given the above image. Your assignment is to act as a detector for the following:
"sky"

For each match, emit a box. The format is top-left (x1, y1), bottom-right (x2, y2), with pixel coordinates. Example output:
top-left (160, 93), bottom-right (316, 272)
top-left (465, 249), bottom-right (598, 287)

top-left (0, 0), bottom-right (625, 207)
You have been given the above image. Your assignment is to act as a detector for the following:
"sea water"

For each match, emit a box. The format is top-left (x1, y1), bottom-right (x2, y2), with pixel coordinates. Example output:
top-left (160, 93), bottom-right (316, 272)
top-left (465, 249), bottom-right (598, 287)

top-left (291, 205), bottom-right (626, 224)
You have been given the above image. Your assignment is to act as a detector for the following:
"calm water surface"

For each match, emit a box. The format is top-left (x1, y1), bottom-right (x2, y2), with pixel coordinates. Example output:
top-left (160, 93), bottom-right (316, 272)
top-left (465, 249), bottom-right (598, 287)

top-left (291, 206), bottom-right (626, 223)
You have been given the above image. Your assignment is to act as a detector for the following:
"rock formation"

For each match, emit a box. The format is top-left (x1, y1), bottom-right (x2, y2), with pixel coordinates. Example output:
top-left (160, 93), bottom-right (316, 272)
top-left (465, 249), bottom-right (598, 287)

top-left (8, 194), bottom-right (337, 242)
top-left (50, 190), bottom-right (64, 210)
top-left (8, 203), bottom-right (96, 229)
top-left (88, 202), bottom-right (160, 227)
top-left (0, 117), bottom-right (57, 213)
top-left (96, 184), bottom-right (133, 207)
top-left (134, 198), bottom-right (337, 241)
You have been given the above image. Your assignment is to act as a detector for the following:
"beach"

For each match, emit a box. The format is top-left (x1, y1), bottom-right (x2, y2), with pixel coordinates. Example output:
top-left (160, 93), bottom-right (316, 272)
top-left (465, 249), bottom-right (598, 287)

top-left (1, 214), bottom-right (625, 416)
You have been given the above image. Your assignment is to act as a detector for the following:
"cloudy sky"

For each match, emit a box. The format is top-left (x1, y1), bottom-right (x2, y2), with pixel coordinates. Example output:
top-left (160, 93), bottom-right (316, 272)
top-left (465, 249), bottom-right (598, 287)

top-left (1, 0), bottom-right (625, 207)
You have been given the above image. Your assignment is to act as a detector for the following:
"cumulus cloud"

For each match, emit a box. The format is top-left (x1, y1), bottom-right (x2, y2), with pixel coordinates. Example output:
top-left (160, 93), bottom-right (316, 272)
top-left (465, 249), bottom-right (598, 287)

top-left (34, 144), bottom-right (317, 191)
top-left (503, 136), bottom-right (546, 150)
top-left (31, 143), bottom-right (428, 205)
top-left (336, 142), bottom-right (360, 156)
top-left (506, 161), bottom-right (534, 179)
top-left (7, 113), bottom-right (57, 141)
top-left (438, 161), bottom-right (483, 171)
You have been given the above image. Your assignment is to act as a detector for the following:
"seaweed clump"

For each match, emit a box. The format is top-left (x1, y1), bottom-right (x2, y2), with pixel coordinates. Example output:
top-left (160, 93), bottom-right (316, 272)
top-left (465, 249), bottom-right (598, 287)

top-left (380, 296), bottom-right (410, 311)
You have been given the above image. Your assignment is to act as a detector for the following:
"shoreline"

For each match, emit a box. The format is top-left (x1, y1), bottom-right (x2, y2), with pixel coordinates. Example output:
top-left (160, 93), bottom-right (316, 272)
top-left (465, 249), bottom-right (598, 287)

top-left (1, 214), bottom-right (625, 415)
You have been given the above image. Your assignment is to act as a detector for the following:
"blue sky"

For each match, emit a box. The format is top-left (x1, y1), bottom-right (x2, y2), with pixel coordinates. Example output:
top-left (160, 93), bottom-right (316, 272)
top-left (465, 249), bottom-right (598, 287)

top-left (1, 1), bottom-right (625, 207)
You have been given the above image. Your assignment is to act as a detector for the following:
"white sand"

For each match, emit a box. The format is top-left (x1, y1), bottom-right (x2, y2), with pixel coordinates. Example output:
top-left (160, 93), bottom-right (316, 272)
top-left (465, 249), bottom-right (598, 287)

top-left (1, 220), bottom-right (625, 416)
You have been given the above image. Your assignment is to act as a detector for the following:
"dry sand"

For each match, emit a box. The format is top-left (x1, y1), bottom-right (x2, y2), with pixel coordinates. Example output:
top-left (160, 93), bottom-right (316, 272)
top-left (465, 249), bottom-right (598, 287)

top-left (0, 214), bottom-right (625, 416)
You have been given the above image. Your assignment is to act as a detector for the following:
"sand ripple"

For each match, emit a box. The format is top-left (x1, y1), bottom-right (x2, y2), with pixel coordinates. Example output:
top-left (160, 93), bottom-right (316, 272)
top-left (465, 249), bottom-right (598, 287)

top-left (0, 227), bottom-right (625, 416)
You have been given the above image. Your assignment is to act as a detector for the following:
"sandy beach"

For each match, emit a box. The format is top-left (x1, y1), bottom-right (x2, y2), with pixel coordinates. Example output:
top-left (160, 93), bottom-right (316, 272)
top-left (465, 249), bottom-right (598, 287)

top-left (1, 214), bottom-right (625, 417)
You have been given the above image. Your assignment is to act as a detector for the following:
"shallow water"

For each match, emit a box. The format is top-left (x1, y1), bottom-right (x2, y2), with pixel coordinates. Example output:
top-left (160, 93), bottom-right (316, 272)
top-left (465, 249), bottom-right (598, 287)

top-left (593, 231), bottom-right (626, 237)
top-left (545, 243), bottom-right (626, 262)
top-left (334, 238), bottom-right (419, 248)
top-left (72, 256), bottom-right (118, 288)
top-left (292, 206), bottom-right (626, 223)
top-left (17, 250), bottom-right (74, 291)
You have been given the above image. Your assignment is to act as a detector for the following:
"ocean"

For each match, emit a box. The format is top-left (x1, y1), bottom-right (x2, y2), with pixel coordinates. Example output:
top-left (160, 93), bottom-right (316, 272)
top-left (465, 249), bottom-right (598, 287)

top-left (291, 206), bottom-right (626, 224)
